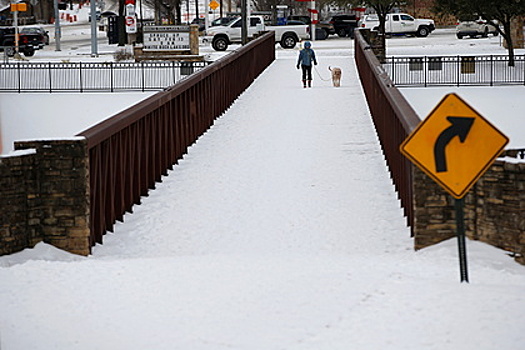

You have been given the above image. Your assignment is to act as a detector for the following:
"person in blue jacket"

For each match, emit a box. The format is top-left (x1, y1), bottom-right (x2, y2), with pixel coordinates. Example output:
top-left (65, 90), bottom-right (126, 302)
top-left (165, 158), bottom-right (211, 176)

top-left (296, 41), bottom-right (318, 88)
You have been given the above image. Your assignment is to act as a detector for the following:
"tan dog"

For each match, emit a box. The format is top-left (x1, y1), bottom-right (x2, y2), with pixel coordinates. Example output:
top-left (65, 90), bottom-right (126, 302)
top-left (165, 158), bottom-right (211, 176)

top-left (329, 66), bottom-right (342, 87)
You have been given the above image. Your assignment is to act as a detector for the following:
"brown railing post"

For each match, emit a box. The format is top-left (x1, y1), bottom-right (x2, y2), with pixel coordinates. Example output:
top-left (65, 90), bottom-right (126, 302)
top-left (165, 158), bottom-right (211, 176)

top-left (354, 31), bottom-right (421, 234)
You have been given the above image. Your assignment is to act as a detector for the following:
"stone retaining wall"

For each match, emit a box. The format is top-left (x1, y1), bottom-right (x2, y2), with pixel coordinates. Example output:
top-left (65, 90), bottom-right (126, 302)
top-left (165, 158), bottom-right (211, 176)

top-left (0, 149), bottom-right (39, 254)
top-left (0, 139), bottom-right (91, 256)
top-left (414, 153), bottom-right (525, 264)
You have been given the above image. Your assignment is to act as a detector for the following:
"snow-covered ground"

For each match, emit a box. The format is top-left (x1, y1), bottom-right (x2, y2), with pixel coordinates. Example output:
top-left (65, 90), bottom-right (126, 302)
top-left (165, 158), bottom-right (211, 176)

top-left (1, 27), bottom-right (524, 350)
top-left (0, 92), bottom-right (156, 153)
top-left (385, 28), bottom-right (525, 149)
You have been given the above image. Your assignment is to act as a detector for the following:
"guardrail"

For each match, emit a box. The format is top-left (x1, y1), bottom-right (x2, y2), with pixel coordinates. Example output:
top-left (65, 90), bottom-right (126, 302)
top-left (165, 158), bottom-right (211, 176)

top-left (0, 61), bottom-right (210, 92)
top-left (77, 32), bottom-right (276, 247)
top-left (354, 31), bottom-right (421, 233)
top-left (384, 55), bottom-right (525, 87)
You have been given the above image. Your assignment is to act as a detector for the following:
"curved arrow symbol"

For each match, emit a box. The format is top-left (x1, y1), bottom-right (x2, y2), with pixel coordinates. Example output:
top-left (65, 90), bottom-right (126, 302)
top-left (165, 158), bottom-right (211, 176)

top-left (434, 116), bottom-right (475, 173)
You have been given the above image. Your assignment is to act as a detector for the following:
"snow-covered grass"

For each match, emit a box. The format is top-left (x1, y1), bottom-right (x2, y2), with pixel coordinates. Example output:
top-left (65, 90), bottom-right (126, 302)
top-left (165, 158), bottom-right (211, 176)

top-left (0, 28), bottom-right (524, 350)
top-left (383, 27), bottom-right (525, 149)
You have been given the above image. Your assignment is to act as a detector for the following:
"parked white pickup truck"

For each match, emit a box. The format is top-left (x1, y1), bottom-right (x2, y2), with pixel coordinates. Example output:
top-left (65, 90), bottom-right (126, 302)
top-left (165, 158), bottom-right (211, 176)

top-left (204, 16), bottom-right (309, 51)
top-left (358, 13), bottom-right (435, 37)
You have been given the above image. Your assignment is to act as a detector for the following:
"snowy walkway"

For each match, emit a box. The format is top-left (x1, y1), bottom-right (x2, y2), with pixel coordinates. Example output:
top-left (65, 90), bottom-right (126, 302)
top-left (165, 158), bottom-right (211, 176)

top-left (1, 39), bottom-right (524, 350)
top-left (96, 41), bottom-right (411, 259)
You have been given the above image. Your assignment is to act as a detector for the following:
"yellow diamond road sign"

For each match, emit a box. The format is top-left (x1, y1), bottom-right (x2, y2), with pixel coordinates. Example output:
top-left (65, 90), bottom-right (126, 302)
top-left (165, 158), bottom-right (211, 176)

top-left (400, 93), bottom-right (509, 199)
top-left (209, 0), bottom-right (220, 10)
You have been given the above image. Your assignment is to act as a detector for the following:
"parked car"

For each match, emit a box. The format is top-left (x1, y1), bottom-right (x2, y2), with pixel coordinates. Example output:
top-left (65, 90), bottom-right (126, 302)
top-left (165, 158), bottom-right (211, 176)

top-left (205, 15), bottom-right (309, 51)
top-left (284, 19), bottom-right (327, 40)
top-left (287, 15), bottom-right (335, 38)
top-left (327, 14), bottom-right (358, 38)
top-left (20, 26), bottom-right (49, 46)
top-left (357, 14), bottom-right (378, 30)
top-left (191, 18), bottom-right (205, 32)
top-left (210, 16), bottom-right (238, 27)
top-left (357, 13), bottom-right (435, 37)
top-left (456, 16), bottom-right (499, 39)
top-left (0, 26), bottom-right (44, 56)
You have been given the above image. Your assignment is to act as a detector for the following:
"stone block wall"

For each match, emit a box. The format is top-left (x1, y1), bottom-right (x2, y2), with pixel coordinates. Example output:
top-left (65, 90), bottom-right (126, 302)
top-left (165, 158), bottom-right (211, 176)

top-left (413, 168), bottom-right (456, 249)
top-left (474, 160), bottom-right (525, 263)
top-left (0, 139), bottom-right (91, 256)
top-left (0, 149), bottom-right (39, 255)
top-left (413, 154), bottom-right (525, 265)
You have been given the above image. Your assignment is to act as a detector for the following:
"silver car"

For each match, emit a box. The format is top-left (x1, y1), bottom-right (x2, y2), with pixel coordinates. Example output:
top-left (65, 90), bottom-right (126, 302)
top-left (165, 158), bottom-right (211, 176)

top-left (456, 17), bottom-right (499, 39)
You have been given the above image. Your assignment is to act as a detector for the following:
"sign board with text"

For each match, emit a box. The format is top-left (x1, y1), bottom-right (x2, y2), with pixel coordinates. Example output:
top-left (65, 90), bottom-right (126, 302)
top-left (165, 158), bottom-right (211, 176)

top-left (143, 26), bottom-right (191, 51)
top-left (400, 93), bottom-right (509, 199)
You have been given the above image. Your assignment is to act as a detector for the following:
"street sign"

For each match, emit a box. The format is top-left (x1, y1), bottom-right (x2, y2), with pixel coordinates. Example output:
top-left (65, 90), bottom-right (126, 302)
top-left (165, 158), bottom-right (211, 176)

top-left (125, 16), bottom-right (137, 33)
top-left (209, 0), bottom-right (220, 10)
top-left (125, 3), bottom-right (137, 34)
top-left (11, 3), bottom-right (27, 12)
top-left (400, 93), bottom-right (509, 199)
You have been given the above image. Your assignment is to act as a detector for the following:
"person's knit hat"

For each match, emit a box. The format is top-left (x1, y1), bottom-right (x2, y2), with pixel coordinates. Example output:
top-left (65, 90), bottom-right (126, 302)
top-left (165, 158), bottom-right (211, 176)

top-left (304, 41), bottom-right (311, 48)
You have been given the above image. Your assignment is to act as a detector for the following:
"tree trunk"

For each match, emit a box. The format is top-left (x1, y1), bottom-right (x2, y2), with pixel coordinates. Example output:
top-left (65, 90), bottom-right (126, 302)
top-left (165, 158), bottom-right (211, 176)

top-left (175, 3), bottom-right (182, 25)
top-left (377, 19), bottom-right (387, 63)
top-left (118, 0), bottom-right (127, 46)
top-left (511, 17), bottom-right (524, 49)
top-left (502, 21), bottom-right (516, 67)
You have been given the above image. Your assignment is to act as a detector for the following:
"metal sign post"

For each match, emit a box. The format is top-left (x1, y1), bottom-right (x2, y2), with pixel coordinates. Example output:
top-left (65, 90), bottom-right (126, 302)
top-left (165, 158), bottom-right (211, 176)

top-left (309, 0), bottom-right (315, 41)
top-left (53, 0), bottom-right (61, 51)
top-left (455, 198), bottom-right (469, 282)
top-left (10, 3), bottom-right (28, 54)
top-left (90, 0), bottom-right (98, 56)
top-left (13, 7), bottom-right (18, 54)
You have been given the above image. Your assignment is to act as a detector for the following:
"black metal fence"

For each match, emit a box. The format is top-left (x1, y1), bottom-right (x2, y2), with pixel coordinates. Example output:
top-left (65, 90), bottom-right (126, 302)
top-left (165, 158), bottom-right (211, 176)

top-left (384, 55), bottom-right (525, 87)
top-left (0, 61), bottom-right (211, 92)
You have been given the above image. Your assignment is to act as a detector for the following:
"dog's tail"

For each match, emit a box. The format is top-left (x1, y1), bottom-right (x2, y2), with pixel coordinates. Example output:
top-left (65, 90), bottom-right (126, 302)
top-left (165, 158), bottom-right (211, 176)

top-left (328, 66), bottom-right (332, 72)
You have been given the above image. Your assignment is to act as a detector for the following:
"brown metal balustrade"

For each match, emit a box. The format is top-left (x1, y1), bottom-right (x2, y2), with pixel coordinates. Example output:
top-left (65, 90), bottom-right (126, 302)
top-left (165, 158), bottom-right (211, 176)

top-left (354, 31), bottom-right (421, 234)
top-left (77, 32), bottom-right (276, 247)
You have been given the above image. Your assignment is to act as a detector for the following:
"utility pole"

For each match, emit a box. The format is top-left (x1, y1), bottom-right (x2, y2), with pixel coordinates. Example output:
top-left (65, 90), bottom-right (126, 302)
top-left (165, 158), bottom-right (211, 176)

top-left (53, 0), bottom-right (61, 51)
top-left (12, 4), bottom-right (19, 54)
top-left (241, 0), bottom-right (247, 45)
top-left (310, 0), bottom-right (316, 41)
top-left (90, 0), bottom-right (98, 56)
top-left (195, 0), bottom-right (199, 22)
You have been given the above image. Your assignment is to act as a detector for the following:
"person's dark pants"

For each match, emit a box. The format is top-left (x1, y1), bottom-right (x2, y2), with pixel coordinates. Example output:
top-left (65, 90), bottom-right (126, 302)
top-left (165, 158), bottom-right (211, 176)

top-left (301, 65), bottom-right (312, 81)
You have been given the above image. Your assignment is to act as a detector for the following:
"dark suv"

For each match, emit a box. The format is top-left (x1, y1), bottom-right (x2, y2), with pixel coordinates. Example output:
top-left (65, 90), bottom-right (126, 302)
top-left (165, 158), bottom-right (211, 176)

top-left (327, 14), bottom-right (358, 38)
top-left (0, 26), bottom-right (43, 56)
top-left (21, 26), bottom-right (50, 46)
